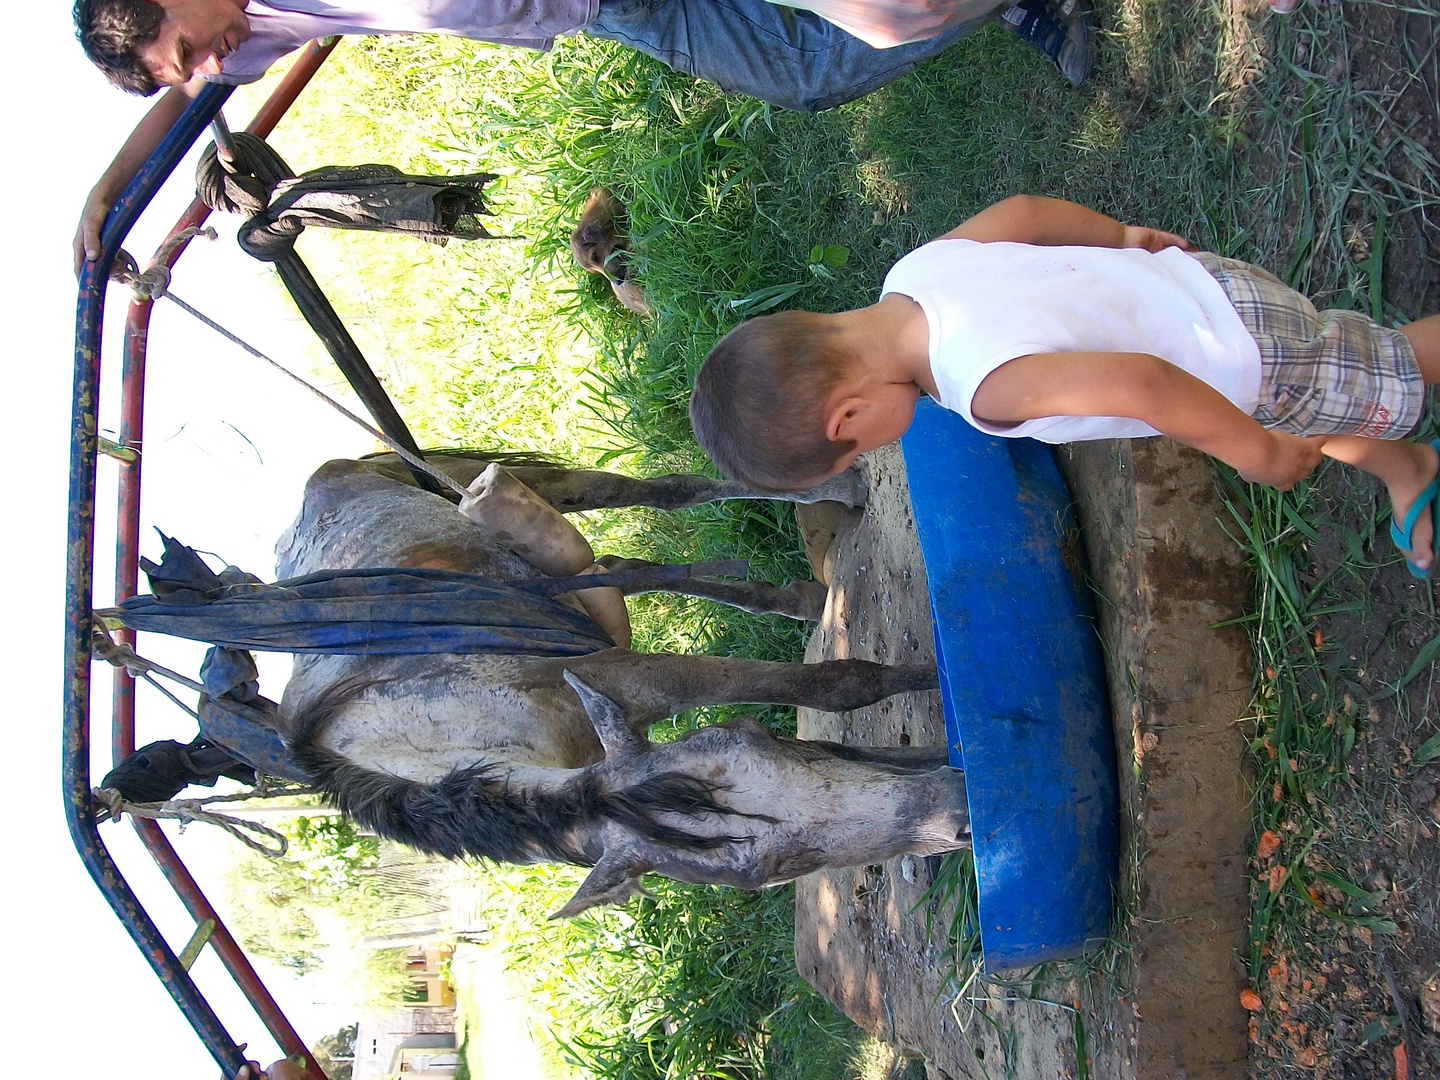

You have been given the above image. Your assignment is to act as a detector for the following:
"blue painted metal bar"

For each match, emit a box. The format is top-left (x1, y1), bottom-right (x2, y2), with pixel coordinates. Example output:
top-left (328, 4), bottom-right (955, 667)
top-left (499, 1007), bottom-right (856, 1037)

top-left (65, 79), bottom-right (253, 1080)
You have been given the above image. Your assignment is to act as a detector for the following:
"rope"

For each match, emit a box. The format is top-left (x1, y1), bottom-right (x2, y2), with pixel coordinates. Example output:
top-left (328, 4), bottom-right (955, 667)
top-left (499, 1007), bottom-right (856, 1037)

top-left (92, 785), bottom-right (291, 858)
top-left (91, 622), bottom-right (205, 692)
top-left (90, 624), bottom-right (209, 720)
top-left (138, 671), bottom-right (204, 723)
top-left (108, 245), bottom-right (470, 500)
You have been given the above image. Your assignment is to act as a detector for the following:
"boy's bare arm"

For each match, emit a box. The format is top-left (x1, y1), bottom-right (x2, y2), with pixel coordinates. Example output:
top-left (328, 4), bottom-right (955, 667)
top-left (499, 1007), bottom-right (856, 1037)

top-left (937, 195), bottom-right (1188, 251)
top-left (73, 78), bottom-right (209, 275)
top-left (971, 351), bottom-right (1325, 489)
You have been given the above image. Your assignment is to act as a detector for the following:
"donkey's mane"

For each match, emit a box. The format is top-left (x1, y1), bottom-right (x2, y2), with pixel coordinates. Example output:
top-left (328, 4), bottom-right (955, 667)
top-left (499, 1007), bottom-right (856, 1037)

top-left (288, 679), bottom-right (741, 864)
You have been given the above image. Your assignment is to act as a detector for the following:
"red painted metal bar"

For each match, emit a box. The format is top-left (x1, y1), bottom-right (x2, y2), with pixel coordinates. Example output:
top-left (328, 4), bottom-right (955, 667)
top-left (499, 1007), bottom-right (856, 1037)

top-left (132, 820), bottom-right (330, 1080)
top-left (113, 40), bottom-right (340, 702)
top-left (110, 38), bottom-right (338, 749)
top-left (75, 40), bottom-right (335, 1080)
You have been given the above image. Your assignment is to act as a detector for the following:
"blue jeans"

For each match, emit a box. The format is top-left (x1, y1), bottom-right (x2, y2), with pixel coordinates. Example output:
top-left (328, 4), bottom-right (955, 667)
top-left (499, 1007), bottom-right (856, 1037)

top-left (587, 0), bottom-right (997, 112)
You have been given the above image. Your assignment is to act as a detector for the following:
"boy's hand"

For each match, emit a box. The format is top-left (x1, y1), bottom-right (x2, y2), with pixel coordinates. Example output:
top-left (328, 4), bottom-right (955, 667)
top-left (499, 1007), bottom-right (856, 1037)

top-left (1120, 225), bottom-right (1190, 252)
top-left (1236, 430), bottom-right (1325, 490)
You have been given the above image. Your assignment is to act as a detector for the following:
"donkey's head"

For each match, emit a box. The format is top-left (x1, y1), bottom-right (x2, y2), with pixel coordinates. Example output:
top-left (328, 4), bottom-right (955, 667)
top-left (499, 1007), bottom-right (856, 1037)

top-left (551, 672), bottom-right (971, 917)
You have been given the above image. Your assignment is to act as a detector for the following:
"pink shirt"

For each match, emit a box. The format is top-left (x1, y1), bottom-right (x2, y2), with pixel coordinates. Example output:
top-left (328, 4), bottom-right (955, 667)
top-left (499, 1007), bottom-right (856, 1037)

top-left (209, 0), bottom-right (598, 83)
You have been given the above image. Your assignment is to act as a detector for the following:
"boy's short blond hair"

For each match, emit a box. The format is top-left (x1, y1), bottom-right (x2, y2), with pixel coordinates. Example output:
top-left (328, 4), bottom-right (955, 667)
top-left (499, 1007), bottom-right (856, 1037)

top-left (689, 311), bottom-right (857, 492)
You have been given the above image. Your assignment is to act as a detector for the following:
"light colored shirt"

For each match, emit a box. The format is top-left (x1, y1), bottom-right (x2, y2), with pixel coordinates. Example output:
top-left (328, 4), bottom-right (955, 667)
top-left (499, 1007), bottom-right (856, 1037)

top-left (784, 0), bottom-right (1005, 47)
top-left (209, 0), bottom-right (598, 83)
top-left (880, 238), bottom-right (1262, 443)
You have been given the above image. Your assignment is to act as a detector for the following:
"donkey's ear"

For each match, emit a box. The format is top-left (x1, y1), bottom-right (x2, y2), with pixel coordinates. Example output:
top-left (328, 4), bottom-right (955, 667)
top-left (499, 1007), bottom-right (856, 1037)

top-left (563, 670), bottom-right (645, 762)
top-left (549, 846), bottom-right (653, 919)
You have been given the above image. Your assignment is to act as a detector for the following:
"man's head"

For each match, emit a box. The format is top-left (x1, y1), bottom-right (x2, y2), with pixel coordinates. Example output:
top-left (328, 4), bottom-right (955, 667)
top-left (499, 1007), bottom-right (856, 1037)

top-left (75, 0), bottom-right (249, 95)
top-left (690, 310), bottom-right (864, 493)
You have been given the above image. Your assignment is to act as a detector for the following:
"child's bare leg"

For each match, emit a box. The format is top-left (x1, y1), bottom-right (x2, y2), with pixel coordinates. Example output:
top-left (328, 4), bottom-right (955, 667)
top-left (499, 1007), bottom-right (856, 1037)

top-left (1401, 314), bottom-right (1440, 383)
top-left (1321, 435), bottom-right (1440, 570)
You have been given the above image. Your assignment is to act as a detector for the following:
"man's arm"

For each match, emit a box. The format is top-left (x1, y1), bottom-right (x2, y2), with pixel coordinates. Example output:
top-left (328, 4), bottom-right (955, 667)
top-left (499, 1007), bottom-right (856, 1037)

top-left (971, 350), bottom-right (1325, 489)
top-left (73, 77), bottom-right (209, 275)
top-left (783, 0), bottom-right (969, 47)
top-left (937, 194), bottom-right (1189, 252)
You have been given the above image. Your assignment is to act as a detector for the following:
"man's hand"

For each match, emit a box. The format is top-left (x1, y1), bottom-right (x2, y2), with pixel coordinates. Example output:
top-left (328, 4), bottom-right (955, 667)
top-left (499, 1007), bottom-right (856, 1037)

top-left (233, 1057), bottom-right (308, 1080)
top-left (73, 81), bottom-right (206, 277)
top-left (1234, 430), bottom-right (1326, 490)
top-left (74, 182), bottom-right (119, 275)
top-left (1120, 224), bottom-right (1190, 253)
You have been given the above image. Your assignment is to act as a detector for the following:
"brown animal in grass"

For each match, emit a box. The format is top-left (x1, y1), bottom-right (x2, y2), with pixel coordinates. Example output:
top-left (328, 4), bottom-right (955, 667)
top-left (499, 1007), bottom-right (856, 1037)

top-left (570, 187), bottom-right (652, 317)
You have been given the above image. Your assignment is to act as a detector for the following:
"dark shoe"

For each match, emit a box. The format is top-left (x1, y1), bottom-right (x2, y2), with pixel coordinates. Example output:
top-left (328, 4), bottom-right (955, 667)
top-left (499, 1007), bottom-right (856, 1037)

top-left (1001, 0), bottom-right (1096, 85)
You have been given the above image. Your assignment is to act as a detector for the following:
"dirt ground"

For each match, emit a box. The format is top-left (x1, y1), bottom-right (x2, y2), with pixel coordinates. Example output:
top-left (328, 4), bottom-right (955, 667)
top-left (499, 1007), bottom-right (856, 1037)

top-left (1328, 1), bottom-right (1440, 319)
top-left (1241, 3), bottom-right (1440, 1075)
top-left (1250, 475), bottom-right (1440, 1078)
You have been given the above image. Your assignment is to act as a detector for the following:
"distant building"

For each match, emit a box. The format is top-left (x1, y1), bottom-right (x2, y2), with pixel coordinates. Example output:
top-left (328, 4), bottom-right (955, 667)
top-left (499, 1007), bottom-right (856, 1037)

top-left (353, 942), bottom-right (457, 1080)
top-left (347, 844), bottom-right (473, 1080)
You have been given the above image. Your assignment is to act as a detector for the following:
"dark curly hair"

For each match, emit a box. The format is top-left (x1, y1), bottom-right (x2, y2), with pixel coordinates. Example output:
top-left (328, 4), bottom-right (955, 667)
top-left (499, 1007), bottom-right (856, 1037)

top-left (74, 0), bottom-right (166, 95)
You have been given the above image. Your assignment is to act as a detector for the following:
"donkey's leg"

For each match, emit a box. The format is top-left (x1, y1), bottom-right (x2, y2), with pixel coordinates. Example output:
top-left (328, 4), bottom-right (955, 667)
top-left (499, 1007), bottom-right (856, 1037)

top-left (363, 452), bottom-right (867, 510)
top-left (550, 651), bottom-right (937, 729)
top-left (505, 466), bottom-right (868, 511)
top-left (797, 741), bottom-right (952, 771)
top-left (596, 556), bottom-right (827, 620)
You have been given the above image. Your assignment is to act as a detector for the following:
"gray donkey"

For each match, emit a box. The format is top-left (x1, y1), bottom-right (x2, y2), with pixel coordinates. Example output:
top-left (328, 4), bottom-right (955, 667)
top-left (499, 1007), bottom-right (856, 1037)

top-left (275, 452), bottom-right (971, 915)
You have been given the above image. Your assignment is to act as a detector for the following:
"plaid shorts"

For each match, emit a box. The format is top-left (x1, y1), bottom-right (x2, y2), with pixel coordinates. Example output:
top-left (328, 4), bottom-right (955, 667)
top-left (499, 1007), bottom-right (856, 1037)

top-left (1191, 252), bottom-right (1424, 439)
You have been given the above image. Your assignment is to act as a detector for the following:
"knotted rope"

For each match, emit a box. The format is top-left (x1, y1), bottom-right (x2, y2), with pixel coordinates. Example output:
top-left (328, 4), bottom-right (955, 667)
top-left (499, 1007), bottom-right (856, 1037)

top-left (92, 620), bottom-right (205, 692)
top-left (91, 620), bottom-right (210, 722)
top-left (108, 226), bottom-right (215, 300)
top-left (91, 785), bottom-right (292, 858)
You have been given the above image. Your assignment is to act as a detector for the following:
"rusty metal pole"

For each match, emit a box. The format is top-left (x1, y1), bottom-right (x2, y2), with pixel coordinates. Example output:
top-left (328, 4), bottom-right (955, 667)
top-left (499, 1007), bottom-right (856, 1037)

top-left (74, 40), bottom-right (339, 1080)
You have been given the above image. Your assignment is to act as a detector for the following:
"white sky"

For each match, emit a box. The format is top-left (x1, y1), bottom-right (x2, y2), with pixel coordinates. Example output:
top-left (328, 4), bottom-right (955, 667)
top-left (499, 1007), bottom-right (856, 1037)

top-left (7, 5), bottom-right (379, 1074)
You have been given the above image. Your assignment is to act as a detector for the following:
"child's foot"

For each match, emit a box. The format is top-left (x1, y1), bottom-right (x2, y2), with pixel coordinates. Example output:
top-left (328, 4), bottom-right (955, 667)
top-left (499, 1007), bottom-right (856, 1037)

top-left (1000, 0), bottom-right (1097, 85)
top-left (1388, 439), bottom-right (1440, 577)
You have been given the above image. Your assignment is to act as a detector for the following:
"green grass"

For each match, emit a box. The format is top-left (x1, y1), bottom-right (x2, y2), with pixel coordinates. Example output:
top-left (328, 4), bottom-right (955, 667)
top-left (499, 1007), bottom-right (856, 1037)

top-left (449, 861), bottom-right (869, 1080)
top-left (213, 1), bottom-right (1440, 1072)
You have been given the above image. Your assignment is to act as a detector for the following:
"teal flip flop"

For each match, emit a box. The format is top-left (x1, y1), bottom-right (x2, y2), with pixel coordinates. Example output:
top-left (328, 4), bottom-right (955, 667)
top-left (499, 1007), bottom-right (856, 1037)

top-left (1389, 438), bottom-right (1440, 579)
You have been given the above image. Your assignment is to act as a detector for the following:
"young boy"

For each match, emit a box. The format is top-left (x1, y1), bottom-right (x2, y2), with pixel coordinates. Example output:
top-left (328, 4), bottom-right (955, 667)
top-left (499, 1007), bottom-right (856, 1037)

top-left (688, 195), bottom-right (1440, 576)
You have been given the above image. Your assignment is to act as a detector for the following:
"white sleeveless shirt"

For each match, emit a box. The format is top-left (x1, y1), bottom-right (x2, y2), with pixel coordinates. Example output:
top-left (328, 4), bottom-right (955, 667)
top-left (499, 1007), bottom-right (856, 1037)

top-left (879, 238), bottom-right (1262, 443)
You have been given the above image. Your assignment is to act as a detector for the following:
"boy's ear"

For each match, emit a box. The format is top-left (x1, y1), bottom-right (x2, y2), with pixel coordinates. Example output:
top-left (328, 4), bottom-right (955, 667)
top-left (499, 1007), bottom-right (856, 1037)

top-left (824, 395), bottom-right (869, 443)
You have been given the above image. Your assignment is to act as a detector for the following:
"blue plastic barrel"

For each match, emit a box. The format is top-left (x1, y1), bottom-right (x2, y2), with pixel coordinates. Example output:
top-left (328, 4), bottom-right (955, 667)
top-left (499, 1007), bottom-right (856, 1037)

top-left (899, 397), bottom-right (1118, 970)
